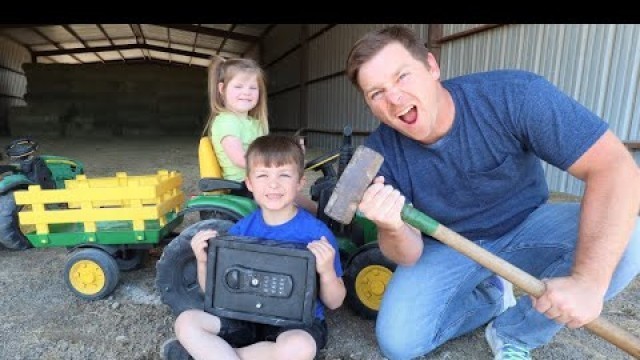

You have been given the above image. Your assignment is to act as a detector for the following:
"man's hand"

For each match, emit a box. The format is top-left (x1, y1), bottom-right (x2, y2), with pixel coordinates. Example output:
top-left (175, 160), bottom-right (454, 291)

top-left (358, 176), bottom-right (405, 232)
top-left (191, 229), bottom-right (218, 264)
top-left (307, 236), bottom-right (336, 277)
top-left (531, 275), bottom-right (605, 328)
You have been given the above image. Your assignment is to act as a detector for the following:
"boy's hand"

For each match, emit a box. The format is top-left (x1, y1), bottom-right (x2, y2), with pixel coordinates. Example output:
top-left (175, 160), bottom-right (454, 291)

top-left (191, 229), bottom-right (218, 263)
top-left (307, 236), bottom-right (336, 276)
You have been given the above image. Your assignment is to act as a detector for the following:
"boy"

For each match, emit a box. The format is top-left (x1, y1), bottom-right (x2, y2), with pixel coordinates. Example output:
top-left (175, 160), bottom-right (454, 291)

top-left (162, 134), bottom-right (346, 360)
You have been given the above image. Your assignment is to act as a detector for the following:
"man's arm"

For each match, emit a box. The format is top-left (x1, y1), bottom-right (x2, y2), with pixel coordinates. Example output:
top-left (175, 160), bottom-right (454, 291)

top-left (358, 176), bottom-right (423, 265)
top-left (533, 130), bottom-right (640, 327)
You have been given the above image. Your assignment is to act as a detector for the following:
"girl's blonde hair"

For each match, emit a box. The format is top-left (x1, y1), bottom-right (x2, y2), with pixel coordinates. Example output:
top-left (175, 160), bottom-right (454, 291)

top-left (202, 55), bottom-right (269, 136)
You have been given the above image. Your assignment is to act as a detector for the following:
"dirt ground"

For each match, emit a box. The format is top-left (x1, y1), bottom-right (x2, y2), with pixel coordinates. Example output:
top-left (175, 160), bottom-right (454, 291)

top-left (0, 135), bottom-right (638, 360)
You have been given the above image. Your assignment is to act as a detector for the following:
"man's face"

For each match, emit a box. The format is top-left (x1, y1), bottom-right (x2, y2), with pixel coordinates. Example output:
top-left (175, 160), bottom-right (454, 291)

top-left (245, 160), bottom-right (304, 213)
top-left (357, 42), bottom-right (443, 144)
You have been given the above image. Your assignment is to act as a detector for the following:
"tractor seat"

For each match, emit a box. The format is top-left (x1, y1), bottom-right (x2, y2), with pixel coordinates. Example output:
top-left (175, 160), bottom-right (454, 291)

top-left (198, 136), bottom-right (247, 194)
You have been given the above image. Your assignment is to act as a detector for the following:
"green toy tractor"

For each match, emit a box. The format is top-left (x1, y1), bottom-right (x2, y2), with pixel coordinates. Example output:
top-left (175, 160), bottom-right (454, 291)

top-left (0, 138), bottom-right (183, 301)
top-left (0, 138), bottom-right (84, 250)
top-left (156, 127), bottom-right (397, 320)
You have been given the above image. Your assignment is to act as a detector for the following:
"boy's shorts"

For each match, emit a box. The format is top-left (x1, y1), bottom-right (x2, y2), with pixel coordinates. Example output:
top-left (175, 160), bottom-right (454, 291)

top-left (218, 316), bottom-right (328, 352)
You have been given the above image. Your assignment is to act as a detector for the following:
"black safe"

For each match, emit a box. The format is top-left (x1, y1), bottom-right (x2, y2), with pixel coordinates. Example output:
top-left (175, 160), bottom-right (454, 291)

top-left (204, 235), bottom-right (317, 327)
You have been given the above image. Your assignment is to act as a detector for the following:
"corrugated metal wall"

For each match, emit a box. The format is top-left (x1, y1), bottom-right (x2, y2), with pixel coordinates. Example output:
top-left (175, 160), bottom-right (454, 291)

top-left (439, 24), bottom-right (640, 195)
top-left (0, 36), bottom-right (30, 135)
top-left (263, 24), bottom-right (428, 150)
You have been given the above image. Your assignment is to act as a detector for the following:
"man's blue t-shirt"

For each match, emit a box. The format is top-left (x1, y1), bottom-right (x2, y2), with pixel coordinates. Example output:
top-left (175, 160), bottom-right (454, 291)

top-left (365, 70), bottom-right (608, 240)
top-left (229, 208), bottom-right (344, 320)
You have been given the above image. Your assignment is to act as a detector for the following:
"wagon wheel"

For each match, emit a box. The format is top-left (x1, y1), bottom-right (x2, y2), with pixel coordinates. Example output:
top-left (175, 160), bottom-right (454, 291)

top-left (155, 219), bottom-right (234, 315)
top-left (344, 246), bottom-right (396, 320)
top-left (64, 248), bottom-right (120, 300)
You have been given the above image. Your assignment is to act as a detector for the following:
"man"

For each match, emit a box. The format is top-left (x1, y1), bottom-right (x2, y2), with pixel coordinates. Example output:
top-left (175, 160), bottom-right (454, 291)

top-left (346, 25), bottom-right (640, 359)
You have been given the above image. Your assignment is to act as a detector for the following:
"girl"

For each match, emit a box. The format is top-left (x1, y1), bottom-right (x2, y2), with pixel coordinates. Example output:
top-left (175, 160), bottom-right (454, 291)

top-left (202, 55), bottom-right (317, 213)
top-left (202, 55), bottom-right (269, 183)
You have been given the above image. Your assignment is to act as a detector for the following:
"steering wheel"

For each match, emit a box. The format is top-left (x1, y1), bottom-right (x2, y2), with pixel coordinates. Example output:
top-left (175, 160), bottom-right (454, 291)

top-left (6, 138), bottom-right (39, 159)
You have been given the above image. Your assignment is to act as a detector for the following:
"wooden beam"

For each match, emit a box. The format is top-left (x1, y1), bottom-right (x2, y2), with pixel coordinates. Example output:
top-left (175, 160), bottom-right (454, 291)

top-left (625, 141), bottom-right (640, 150)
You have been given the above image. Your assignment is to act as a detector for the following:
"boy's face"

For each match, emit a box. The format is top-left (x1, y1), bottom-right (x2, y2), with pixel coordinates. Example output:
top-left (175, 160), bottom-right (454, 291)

top-left (245, 159), bottom-right (305, 213)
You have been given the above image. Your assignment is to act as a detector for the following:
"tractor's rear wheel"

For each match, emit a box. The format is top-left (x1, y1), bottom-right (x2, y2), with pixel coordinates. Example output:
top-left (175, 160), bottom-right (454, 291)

top-left (64, 248), bottom-right (120, 300)
top-left (156, 219), bottom-right (235, 315)
top-left (0, 192), bottom-right (31, 250)
top-left (199, 208), bottom-right (243, 222)
top-left (344, 246), bottom-right (396, 320)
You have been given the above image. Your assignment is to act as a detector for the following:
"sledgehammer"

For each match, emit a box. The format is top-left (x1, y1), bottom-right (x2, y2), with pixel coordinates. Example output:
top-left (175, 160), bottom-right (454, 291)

top-left (324, 145), bottom-right (640, 358)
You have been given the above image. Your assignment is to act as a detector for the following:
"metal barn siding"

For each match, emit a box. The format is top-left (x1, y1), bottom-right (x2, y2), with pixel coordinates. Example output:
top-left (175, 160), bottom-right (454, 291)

top-left (268, 90), bottom-right (301, 131)
top-left (306, 24), bottom-right (389, 147)
top-left (262, 25), bottom-right (302, 65)
top-left (267, 49), bottom-right (302, 93)
top-left (442, 24), bottom-right (486, 36)
top-left (439, 24), bottom-right (640, 196)
top-left (308, 24), bottom-right (331, 36)
top-left (0, 36), bottom-right (30, 135)
top-left (304, 24), bottom-right (428, 149)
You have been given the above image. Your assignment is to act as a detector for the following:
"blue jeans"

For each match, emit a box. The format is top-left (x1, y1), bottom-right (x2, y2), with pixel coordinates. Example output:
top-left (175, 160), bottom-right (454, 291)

top-left (375, 203), bottom-right (640, 359)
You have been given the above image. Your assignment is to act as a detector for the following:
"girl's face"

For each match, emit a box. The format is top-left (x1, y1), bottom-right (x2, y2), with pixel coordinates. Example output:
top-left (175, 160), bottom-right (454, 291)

top-left (219, 71), bottom-right (260, 116)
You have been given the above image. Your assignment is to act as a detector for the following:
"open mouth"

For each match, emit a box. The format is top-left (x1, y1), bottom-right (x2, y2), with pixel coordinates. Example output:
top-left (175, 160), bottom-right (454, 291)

top-left (398, 106), bottom-right (417, 125)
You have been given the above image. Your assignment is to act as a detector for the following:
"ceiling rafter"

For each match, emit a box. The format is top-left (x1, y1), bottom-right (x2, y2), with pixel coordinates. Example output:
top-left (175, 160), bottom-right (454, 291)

top-left (129, 24), bottom-right (149, 61)
top-left (32, 43), bottom-right (238, 60)
top-left (242, 24), bottom-right (275, 57)
top-left (0, 24), bottom-right (269, 67)
top-left (96, 24), bottom-right (125, 62)
top-left (63, 25), bottom-right (105, 63)
top-left (188, 24), bottom-right (201, 66)
top-left (154, 24), bottom-right (259, 42)
top-left (217, 24), bottom-right (236, 55)
top-left (32, 27), bottom-right (84, 64)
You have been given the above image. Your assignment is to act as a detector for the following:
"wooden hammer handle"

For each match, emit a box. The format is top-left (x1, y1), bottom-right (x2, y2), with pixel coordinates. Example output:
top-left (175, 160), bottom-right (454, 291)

top-left (401, 205), bottom-right (640, 358)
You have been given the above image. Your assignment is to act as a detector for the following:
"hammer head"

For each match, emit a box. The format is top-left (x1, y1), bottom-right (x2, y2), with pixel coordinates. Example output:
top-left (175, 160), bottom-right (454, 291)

top-left (324, 146), bottom-right (384, 224)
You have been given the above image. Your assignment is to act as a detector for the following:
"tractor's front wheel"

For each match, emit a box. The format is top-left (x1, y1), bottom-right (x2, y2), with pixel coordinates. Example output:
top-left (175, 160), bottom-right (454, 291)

top-left (344, 246), bottom-right (396, 320)
top-left (0, 192), bottom-right (31, 250)
top-left (64, 248), bottom-right (120, 300)
top-left (156, 219), bottom-right (235, 315)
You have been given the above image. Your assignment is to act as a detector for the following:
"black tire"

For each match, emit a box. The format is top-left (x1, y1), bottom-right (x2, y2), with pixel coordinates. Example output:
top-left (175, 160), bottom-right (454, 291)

top-left (114, 248), bottom-right (146, 272)
top-left (344, 246), bottom-right (397, 320)
top-left (64, 248), bottom-right (120, 300)
top-left (0, 192), bottom-right (31, 250)
top-left (155, 219), bottom-right (235, 315)
top-left (199, 208), bottom-right (244, 222)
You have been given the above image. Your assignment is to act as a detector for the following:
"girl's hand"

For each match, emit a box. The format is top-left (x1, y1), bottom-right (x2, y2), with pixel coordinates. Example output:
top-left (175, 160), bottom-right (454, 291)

top-left (307, 236), bottom-right (336, 276)
top-left (191, 229), bottom-right (218, 263)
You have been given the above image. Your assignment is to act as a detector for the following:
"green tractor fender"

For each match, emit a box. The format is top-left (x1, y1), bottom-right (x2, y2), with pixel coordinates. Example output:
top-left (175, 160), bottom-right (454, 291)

top-left (181, 193), bottom-right (258, 221)
top-left (41, 155), bottom-right (85, 188)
